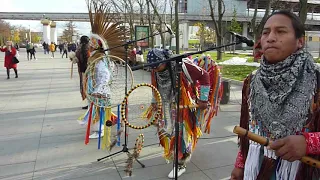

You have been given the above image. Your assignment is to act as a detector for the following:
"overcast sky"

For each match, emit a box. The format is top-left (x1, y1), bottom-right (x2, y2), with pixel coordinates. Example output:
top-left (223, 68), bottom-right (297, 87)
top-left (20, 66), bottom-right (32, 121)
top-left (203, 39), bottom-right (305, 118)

top-left (1, 0), bottom-right (93, 36)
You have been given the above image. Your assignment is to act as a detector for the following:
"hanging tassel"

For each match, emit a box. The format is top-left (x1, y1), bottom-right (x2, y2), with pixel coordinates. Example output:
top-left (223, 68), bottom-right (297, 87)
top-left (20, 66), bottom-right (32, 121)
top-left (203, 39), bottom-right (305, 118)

top-left (103, 107), bottom-right (112, 150)
top-left (244, 143), bottom-right (261, 180)
top-left (102, 107), bottom-right (107, 150)
top-left (276, 159), bottom-right (300, 180)
top-left (98, 107), bottom-right (104, 149)
top-left (85, 102), bottom-right (94, 145)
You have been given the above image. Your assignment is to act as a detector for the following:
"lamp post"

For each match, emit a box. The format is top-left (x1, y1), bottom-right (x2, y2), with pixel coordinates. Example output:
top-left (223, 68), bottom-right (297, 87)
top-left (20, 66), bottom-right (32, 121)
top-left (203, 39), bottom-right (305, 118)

top-left (175, 0), bottom-right (179, 54)
top-left (29, 25), bottom-right (32, 43)
top-left (10, 30), bottom-right (14, 41)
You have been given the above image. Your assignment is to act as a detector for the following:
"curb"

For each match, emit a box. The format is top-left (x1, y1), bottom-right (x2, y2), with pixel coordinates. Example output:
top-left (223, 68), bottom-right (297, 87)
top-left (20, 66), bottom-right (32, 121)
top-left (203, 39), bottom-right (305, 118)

top-left (222, 77), bottom-right (244, 86)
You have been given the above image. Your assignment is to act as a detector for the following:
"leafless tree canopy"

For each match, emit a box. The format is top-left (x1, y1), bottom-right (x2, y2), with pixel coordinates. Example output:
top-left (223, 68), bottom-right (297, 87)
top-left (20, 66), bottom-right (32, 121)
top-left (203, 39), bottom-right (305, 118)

top-left (0, 20), bottom-right (11, 45)
top-left (86, 0), bottom-right (128, 59)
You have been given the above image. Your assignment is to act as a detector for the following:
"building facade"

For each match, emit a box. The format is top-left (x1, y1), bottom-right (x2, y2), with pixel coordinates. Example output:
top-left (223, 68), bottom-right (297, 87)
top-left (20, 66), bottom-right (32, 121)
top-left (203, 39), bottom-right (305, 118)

top-left (179, 0), bottom-right (247, 16)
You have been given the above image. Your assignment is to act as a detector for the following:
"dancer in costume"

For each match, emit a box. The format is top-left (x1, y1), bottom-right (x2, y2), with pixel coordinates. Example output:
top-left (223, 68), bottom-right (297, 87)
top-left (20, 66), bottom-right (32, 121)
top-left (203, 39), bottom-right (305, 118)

top-left (231, 10), bottom-right (320, 180)
top-left (146, 48), bottom-right (221, 178)
top-left (78, 34), bottom-right (113, 139)
top-left (77, 0), bottom-right (126, 142)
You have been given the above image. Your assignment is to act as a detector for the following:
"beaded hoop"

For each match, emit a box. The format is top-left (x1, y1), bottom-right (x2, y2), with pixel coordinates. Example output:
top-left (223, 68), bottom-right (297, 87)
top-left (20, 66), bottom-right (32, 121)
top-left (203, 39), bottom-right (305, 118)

top-left (134, 134), bottom-right (144, 154)
top-left (121, 83), bottom-right (162, 129)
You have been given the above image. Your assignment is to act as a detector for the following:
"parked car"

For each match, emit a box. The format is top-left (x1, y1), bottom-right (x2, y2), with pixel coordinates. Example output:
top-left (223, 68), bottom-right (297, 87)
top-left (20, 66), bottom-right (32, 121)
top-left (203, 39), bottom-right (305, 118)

top-left (19, 43), bottom-right (26, 48)
top-left (34, 44), bottom-right (43, 48)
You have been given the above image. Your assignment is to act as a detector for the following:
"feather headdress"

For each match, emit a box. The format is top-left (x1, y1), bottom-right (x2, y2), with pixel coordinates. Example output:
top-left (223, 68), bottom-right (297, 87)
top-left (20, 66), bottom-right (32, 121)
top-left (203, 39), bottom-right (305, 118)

top-left (86, 0), bottom-right (127, 59)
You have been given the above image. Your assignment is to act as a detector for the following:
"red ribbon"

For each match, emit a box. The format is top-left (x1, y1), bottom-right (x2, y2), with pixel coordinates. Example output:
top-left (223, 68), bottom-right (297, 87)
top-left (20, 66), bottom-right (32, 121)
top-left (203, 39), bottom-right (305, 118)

top-left (85, 102), bottom-right (94, 145)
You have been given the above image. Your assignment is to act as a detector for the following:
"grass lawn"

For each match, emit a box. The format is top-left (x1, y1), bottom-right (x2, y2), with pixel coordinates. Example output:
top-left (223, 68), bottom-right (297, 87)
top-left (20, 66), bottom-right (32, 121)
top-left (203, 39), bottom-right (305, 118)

top-left (142, 51), bottom-right (252, 63)
top-left (140, 50), bottom-right (257, 81)
top-left (220, 65), bottom-right (258, 81)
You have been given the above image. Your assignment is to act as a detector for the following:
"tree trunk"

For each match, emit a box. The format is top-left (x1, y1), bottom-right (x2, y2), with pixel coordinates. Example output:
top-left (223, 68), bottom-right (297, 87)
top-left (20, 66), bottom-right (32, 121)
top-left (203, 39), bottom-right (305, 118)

top-left (137, 0), bottom-right (144, 25)
top-left (147, 0), bottom-right (154, 48)
top-left (148, 0), bottom-right (166, 48)
top-left (127, 0), bottom-right (135, 41)
top-left (299, 0), bottom-right (308, 24)
top-left (175, 0), bottom-right (179, 54)
top-left (170, 0), bottom-right (173, 49)
top-left (250, 0), bottom-right (272, 62)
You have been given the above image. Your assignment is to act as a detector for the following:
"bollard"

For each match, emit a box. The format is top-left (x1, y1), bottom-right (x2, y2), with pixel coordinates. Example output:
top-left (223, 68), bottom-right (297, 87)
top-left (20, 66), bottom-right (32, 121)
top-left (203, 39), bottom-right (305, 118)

top-left (220, 80), bottom-right (230, 104)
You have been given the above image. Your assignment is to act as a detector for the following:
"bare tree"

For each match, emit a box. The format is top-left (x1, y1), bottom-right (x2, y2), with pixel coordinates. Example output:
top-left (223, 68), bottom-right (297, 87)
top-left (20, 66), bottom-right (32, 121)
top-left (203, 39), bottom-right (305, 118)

top-left (208, 0), bottom-right (225, 60)
top-left (146, 0), bottom-right (154, 48)
top-left (61, 21), bottom-right (77, 42)
top-left (299, 0), bottom-right (308, 24)
top-left (147, 0), bottom-right (166, 48)
top-left (0, 20), bottom-right (11, 45)
top-left (136, 0), bottom-right (146, 25)
top-left (249, 0), bottom-right (272, 61)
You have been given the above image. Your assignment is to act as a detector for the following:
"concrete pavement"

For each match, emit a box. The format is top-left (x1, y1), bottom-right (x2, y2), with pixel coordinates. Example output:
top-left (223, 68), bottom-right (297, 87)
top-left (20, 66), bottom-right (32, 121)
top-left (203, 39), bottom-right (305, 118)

top-left (0, 49), bottom-right (243, 180)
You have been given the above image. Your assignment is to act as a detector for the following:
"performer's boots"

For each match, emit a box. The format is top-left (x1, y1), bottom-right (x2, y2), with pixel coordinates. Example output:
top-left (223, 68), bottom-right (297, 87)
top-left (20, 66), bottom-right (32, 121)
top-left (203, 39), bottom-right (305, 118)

top-left (89, 130), bottom-right (104, 139)
top-left (168, 165), bottom-right (186, 179)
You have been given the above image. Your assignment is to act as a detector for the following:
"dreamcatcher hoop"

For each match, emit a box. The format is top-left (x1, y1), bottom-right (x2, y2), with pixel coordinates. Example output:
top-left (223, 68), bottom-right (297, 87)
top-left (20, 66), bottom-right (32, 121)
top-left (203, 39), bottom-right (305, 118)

top-left (121, 83), bottom-right (162, 130)
top-left (107, 54), bottom-right (134, 90)
top-left (84, 54), bottom-right (134, 108)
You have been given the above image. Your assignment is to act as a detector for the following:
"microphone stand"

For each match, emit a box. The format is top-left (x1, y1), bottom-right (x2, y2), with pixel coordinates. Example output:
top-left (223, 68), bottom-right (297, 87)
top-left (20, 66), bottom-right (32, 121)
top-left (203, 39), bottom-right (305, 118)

top-left (131, 40), bottom-right (242, 71)
top-left (131, 40), bottom-right (244, 180)
top-left (97, 29), bottom-right (172, 165)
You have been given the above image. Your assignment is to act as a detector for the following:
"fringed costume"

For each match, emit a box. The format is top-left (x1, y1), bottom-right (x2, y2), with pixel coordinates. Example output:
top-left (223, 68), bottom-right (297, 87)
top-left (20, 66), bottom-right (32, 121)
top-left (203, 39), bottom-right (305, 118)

top-left (193, 54), bottom-right (223, 133)
top-left (77, 0), bottom-right (126, 150)
top-left (146, 49), bottom-right (222, 178)
top-left (235, 50), bottom-right (320, 179)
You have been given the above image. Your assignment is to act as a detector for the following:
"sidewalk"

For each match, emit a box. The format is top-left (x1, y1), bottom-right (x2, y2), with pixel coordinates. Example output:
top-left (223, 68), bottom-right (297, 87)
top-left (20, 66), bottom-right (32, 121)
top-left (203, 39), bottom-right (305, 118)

top-left (0, 49), bottom-right (242, 180)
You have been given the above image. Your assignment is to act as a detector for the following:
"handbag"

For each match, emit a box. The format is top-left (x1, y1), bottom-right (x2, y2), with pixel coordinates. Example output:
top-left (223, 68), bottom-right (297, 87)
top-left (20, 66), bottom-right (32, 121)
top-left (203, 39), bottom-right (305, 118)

top-left (12, 56), bottom-right (19, 64)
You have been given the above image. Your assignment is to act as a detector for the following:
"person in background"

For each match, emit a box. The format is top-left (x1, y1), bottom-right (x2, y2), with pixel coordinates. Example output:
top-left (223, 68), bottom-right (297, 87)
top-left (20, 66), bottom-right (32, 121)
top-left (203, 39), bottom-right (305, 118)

top-left (26, 41), bottom-right (31, 60)
top-left (49, 42), bottom-right (55, 58)
top-left (29, 43), bottom-right (37, 60)
top-left (0, 41), bottom-right (18, 79)
top-left (62, 42), bottom-right (68, 58)
top-left (75, 36), bottom-right (90, 109)
top-left (59, 43), bottom-right (63, 54)
top-left (54, 42), bottom-right (57, 52)
top-left (42, 42), bottom-right (47, 54)
top-left (71, 42), bottom-right (77, 52)
top-left (14, 43), bottom-right (19, 51)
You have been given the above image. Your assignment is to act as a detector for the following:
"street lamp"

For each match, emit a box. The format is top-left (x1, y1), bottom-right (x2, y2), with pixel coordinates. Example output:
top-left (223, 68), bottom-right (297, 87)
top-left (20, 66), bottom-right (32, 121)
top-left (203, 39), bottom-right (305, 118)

top-left (175, 0), bottom-right (179, 54)
top-left (29, 25), bottom-right (32, 43)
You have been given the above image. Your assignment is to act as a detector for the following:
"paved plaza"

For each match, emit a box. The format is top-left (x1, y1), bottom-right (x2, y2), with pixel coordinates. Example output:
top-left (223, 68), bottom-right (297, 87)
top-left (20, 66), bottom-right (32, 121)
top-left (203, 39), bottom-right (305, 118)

top-left (0, 49), bottom-right (243, 180)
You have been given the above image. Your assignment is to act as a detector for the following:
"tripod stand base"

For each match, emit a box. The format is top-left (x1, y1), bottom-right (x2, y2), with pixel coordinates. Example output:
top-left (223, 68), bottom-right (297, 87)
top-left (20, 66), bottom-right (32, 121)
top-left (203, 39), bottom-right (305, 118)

top-left (97, 145), bottom-right (145, 168)
top-left (97, 149), bottom-right (123, 161)
top-left (134, 157), bottom-right (145, 168)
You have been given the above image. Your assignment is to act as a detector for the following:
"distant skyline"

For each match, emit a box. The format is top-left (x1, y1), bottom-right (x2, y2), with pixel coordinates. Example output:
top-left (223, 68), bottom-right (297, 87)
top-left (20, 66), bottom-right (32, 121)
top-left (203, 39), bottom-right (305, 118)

top-left (1, 0), bottom-right (93, 36)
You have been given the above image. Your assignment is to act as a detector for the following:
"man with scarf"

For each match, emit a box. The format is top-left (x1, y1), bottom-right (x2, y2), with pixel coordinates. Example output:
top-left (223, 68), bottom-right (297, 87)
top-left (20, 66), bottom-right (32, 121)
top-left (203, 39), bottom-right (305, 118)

top-left (147, 48), bottom-right (210, 178)
top-left (231, 10), bottom-right (320, 180)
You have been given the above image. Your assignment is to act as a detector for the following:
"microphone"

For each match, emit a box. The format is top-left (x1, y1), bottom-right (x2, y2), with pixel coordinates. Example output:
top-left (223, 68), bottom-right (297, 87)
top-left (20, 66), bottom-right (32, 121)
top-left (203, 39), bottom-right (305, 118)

top-left (229, 32), bottom-right (254, 47)
top-left (164, 23), bottom-right (175, 38)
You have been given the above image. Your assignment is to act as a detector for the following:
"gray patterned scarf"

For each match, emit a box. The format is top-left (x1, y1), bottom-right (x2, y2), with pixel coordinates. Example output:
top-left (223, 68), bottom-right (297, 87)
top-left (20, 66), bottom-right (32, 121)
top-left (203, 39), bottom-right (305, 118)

top-left (250, 50), bottom-right (316, 139)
